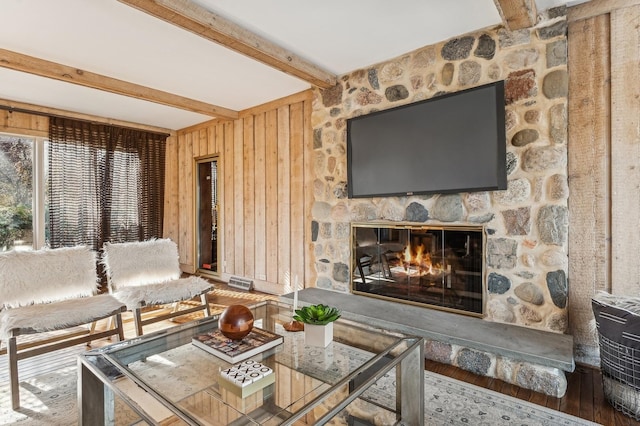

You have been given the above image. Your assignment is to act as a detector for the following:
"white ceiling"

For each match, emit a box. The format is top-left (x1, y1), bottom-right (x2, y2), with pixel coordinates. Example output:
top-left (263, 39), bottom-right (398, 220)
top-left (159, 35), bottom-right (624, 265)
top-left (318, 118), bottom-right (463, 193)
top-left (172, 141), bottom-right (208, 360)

top-left (0, 0), bottom-right (574, 131)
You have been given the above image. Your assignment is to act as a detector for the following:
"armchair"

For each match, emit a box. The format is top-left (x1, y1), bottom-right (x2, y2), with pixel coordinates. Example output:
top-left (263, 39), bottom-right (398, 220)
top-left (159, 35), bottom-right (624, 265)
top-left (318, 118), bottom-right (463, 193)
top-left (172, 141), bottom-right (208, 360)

top-left (102, 238), bottom-right (213, 336)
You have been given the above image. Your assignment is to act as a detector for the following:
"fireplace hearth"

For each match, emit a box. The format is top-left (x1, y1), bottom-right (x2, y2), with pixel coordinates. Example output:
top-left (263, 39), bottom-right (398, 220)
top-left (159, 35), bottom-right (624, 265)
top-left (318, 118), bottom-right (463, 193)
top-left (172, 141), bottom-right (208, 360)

top-left (351, 223), bottom-right (485, 316)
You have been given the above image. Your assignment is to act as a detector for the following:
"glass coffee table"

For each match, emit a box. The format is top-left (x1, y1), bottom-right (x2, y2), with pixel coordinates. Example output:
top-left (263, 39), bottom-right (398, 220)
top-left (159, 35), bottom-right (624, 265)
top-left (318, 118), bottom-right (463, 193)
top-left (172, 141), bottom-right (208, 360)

top-left (78, 300), bottom-right (424, 425)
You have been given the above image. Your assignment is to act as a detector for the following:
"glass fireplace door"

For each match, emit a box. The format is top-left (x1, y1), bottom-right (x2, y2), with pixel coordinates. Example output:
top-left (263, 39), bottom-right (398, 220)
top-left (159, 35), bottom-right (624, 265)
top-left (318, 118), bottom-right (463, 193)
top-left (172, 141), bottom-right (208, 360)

top-left (351, 224), bottom-right (484, 316)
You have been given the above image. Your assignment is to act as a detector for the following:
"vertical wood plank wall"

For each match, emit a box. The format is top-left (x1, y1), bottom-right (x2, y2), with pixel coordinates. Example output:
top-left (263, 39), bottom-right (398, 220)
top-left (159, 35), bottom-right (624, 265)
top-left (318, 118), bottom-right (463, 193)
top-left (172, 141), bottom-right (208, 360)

top-left (609, 5), bottom-right (640, 296)
top-left (567, 13), bottom-right (611, 356)
top-left (164, 91), bottom-right (314, 294)
top-left (568, 3), bottom-right (640, 357)
top-left (163, 133), bottom-right (180, 244)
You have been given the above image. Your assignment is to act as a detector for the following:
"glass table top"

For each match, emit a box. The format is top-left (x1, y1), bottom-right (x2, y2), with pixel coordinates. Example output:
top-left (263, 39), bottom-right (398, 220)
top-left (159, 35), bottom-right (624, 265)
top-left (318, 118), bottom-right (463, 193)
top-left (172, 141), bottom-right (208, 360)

top-left (79, 300), bottom-right (424, 425)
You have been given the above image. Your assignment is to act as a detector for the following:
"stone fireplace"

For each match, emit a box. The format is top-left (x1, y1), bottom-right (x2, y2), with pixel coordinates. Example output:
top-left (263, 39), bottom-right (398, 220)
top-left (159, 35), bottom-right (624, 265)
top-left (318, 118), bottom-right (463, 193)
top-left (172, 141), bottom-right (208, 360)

top-left (310, 12), bottom-right (569, 337)
top-left (309, 10), bottom-right (572, 395)
top-left (352, 223), bottom-right (484, 316)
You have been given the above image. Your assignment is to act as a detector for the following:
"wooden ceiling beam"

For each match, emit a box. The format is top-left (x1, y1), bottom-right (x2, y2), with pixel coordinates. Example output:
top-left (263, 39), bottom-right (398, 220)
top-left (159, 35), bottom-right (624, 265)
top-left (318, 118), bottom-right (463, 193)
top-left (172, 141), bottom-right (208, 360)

top-left (118, 0), bottom-right (337, 89)
top-left (0, 48), bottom-right (238, 120)
top-left (493, 0), bottom-right (538, 30)
top-left (0, 97), bottom-right (176, 135)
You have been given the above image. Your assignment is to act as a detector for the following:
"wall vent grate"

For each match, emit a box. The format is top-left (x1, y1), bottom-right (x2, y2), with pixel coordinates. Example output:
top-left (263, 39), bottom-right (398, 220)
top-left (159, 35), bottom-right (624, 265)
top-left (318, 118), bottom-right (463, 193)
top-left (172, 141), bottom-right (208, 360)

top-left (228, 276), bottom-right (254, 291)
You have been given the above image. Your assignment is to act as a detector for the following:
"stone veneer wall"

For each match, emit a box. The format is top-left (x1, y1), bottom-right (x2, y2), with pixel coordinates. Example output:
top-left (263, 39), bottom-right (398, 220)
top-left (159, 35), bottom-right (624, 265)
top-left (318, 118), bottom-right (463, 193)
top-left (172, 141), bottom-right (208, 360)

top-left (311, 10), bottom-right (569, 335)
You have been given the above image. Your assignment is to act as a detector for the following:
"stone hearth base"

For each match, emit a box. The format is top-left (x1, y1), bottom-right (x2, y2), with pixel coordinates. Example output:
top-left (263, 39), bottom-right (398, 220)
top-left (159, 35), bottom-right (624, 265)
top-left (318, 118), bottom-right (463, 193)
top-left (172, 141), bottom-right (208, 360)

top-left (282, 288), bottom-right (574, 398)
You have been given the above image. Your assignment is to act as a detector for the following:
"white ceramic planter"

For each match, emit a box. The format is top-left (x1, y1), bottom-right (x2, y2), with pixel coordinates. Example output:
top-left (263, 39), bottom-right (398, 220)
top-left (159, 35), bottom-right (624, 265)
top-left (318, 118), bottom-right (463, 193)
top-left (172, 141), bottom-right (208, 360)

top-left (304, 322), bottom-right (333, 347)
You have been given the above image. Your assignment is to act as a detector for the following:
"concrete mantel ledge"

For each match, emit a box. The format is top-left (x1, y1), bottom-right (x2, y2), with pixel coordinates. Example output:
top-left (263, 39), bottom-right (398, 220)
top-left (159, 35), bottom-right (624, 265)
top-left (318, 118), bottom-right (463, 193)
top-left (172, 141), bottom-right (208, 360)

top-left (281, 288), bottom-right (575, 373)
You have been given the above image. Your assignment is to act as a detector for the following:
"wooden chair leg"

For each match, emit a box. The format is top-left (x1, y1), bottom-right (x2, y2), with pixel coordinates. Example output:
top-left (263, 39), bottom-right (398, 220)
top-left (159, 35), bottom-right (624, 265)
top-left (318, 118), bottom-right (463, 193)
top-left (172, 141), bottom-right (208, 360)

top-left (114, 313), bottom-right (125, 341)
top-left (133, 308), bottom-right (144, 337)
top-left (201, 293), bottom-right (211, 317)
top-left (104, 315), bottom-right (116, 340)
top-left (169, 302), bottom-right (181, 322)
top-left (86, 321), bottom-right (97, 347)
top-left (8, 336), bottom-right (20, 410)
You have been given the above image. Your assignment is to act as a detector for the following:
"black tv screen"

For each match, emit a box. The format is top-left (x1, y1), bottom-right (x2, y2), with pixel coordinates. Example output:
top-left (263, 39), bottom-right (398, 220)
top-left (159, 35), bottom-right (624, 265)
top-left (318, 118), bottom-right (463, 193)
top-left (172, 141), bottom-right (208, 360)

top-left (347, 81), bottom-right (507, 198)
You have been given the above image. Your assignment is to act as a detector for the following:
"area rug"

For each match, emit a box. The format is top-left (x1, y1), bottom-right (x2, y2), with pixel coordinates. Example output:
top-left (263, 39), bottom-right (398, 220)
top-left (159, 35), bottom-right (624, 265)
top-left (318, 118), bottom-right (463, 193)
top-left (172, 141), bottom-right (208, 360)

top-left (370, 370), bottom-right (599, 426)
top-left (0, 347), bottom-right (599, 426)
top-left (427, 373), bottom-right (596, 425)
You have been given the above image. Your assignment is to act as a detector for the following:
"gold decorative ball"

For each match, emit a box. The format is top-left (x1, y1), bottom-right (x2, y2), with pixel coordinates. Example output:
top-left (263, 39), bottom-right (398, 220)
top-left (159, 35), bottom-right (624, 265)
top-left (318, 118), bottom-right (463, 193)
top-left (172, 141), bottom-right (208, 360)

top-left (219, 304), bottom-right (254, 340)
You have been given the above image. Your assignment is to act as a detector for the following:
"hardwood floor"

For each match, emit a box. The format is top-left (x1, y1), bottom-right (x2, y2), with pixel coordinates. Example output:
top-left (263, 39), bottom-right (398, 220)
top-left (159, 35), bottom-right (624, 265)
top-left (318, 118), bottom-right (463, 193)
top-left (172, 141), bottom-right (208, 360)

top-left (426, 360), bottom-right (640, 425)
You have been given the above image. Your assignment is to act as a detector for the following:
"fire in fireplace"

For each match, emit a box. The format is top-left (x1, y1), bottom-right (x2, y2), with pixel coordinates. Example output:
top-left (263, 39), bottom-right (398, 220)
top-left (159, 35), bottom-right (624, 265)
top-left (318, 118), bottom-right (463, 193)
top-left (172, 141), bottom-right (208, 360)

top-left (351, 223), bottom-right (485, 316)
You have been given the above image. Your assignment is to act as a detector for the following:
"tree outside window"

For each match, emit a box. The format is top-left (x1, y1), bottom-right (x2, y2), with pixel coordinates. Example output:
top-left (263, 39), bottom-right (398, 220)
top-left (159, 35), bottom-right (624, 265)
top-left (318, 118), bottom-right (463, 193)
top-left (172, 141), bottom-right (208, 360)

top-left (0, 135), bottom-right (33, 251)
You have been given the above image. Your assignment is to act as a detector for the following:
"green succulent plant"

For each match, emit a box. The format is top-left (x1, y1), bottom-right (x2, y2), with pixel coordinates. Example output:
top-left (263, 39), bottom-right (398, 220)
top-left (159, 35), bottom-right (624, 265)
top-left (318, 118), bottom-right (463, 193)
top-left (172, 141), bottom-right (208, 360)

top-left (293, 304), bottom-right (341, 325)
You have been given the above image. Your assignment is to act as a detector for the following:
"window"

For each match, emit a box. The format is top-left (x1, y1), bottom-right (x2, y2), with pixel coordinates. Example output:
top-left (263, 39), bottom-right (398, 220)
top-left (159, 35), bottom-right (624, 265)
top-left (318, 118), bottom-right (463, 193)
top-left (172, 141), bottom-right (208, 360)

top-left (0, 117), bottom-right (167, 255)
top-left (0, 133), bottom-right (48, 251)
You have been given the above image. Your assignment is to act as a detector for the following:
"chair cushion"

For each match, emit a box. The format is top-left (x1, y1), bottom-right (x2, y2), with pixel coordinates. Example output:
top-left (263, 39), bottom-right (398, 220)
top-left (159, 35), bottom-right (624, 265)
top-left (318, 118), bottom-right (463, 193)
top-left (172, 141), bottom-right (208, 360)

top-left (0, 294), bottom-right (125, 339)
top-left (112, 276), bottom-right (213, 310)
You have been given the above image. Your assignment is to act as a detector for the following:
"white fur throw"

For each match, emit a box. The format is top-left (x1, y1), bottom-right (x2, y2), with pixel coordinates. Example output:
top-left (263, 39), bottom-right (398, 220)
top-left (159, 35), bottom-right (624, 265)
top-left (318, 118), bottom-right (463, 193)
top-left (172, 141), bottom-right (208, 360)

top-left (102, 238), bottom-right (181, 291)
top-left (112, 276), bottom-right (213, 310)
top-left (0, 293), bottom-right (124, 339)
top-left (0, 246), bottom-right (98, 309)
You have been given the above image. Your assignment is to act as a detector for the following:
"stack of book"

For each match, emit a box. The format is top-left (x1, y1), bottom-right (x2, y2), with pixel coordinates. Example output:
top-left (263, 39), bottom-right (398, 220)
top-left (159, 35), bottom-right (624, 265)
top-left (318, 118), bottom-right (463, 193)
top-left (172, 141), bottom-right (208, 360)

top-left (192, 326), bottom-right (283, 364)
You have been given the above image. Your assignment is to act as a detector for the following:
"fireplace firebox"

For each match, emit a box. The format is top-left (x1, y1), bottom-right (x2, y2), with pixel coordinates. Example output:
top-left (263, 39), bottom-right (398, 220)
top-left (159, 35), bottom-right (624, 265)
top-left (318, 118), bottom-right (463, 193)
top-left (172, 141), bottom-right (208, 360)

top-left (351, 223), bottom-right (485, 317)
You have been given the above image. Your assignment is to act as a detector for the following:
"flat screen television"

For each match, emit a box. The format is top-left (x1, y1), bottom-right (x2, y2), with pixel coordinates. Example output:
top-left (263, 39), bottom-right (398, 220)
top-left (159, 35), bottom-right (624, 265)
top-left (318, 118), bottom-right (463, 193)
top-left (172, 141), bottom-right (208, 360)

top-left (346, 81), bottom-right (507, 198)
